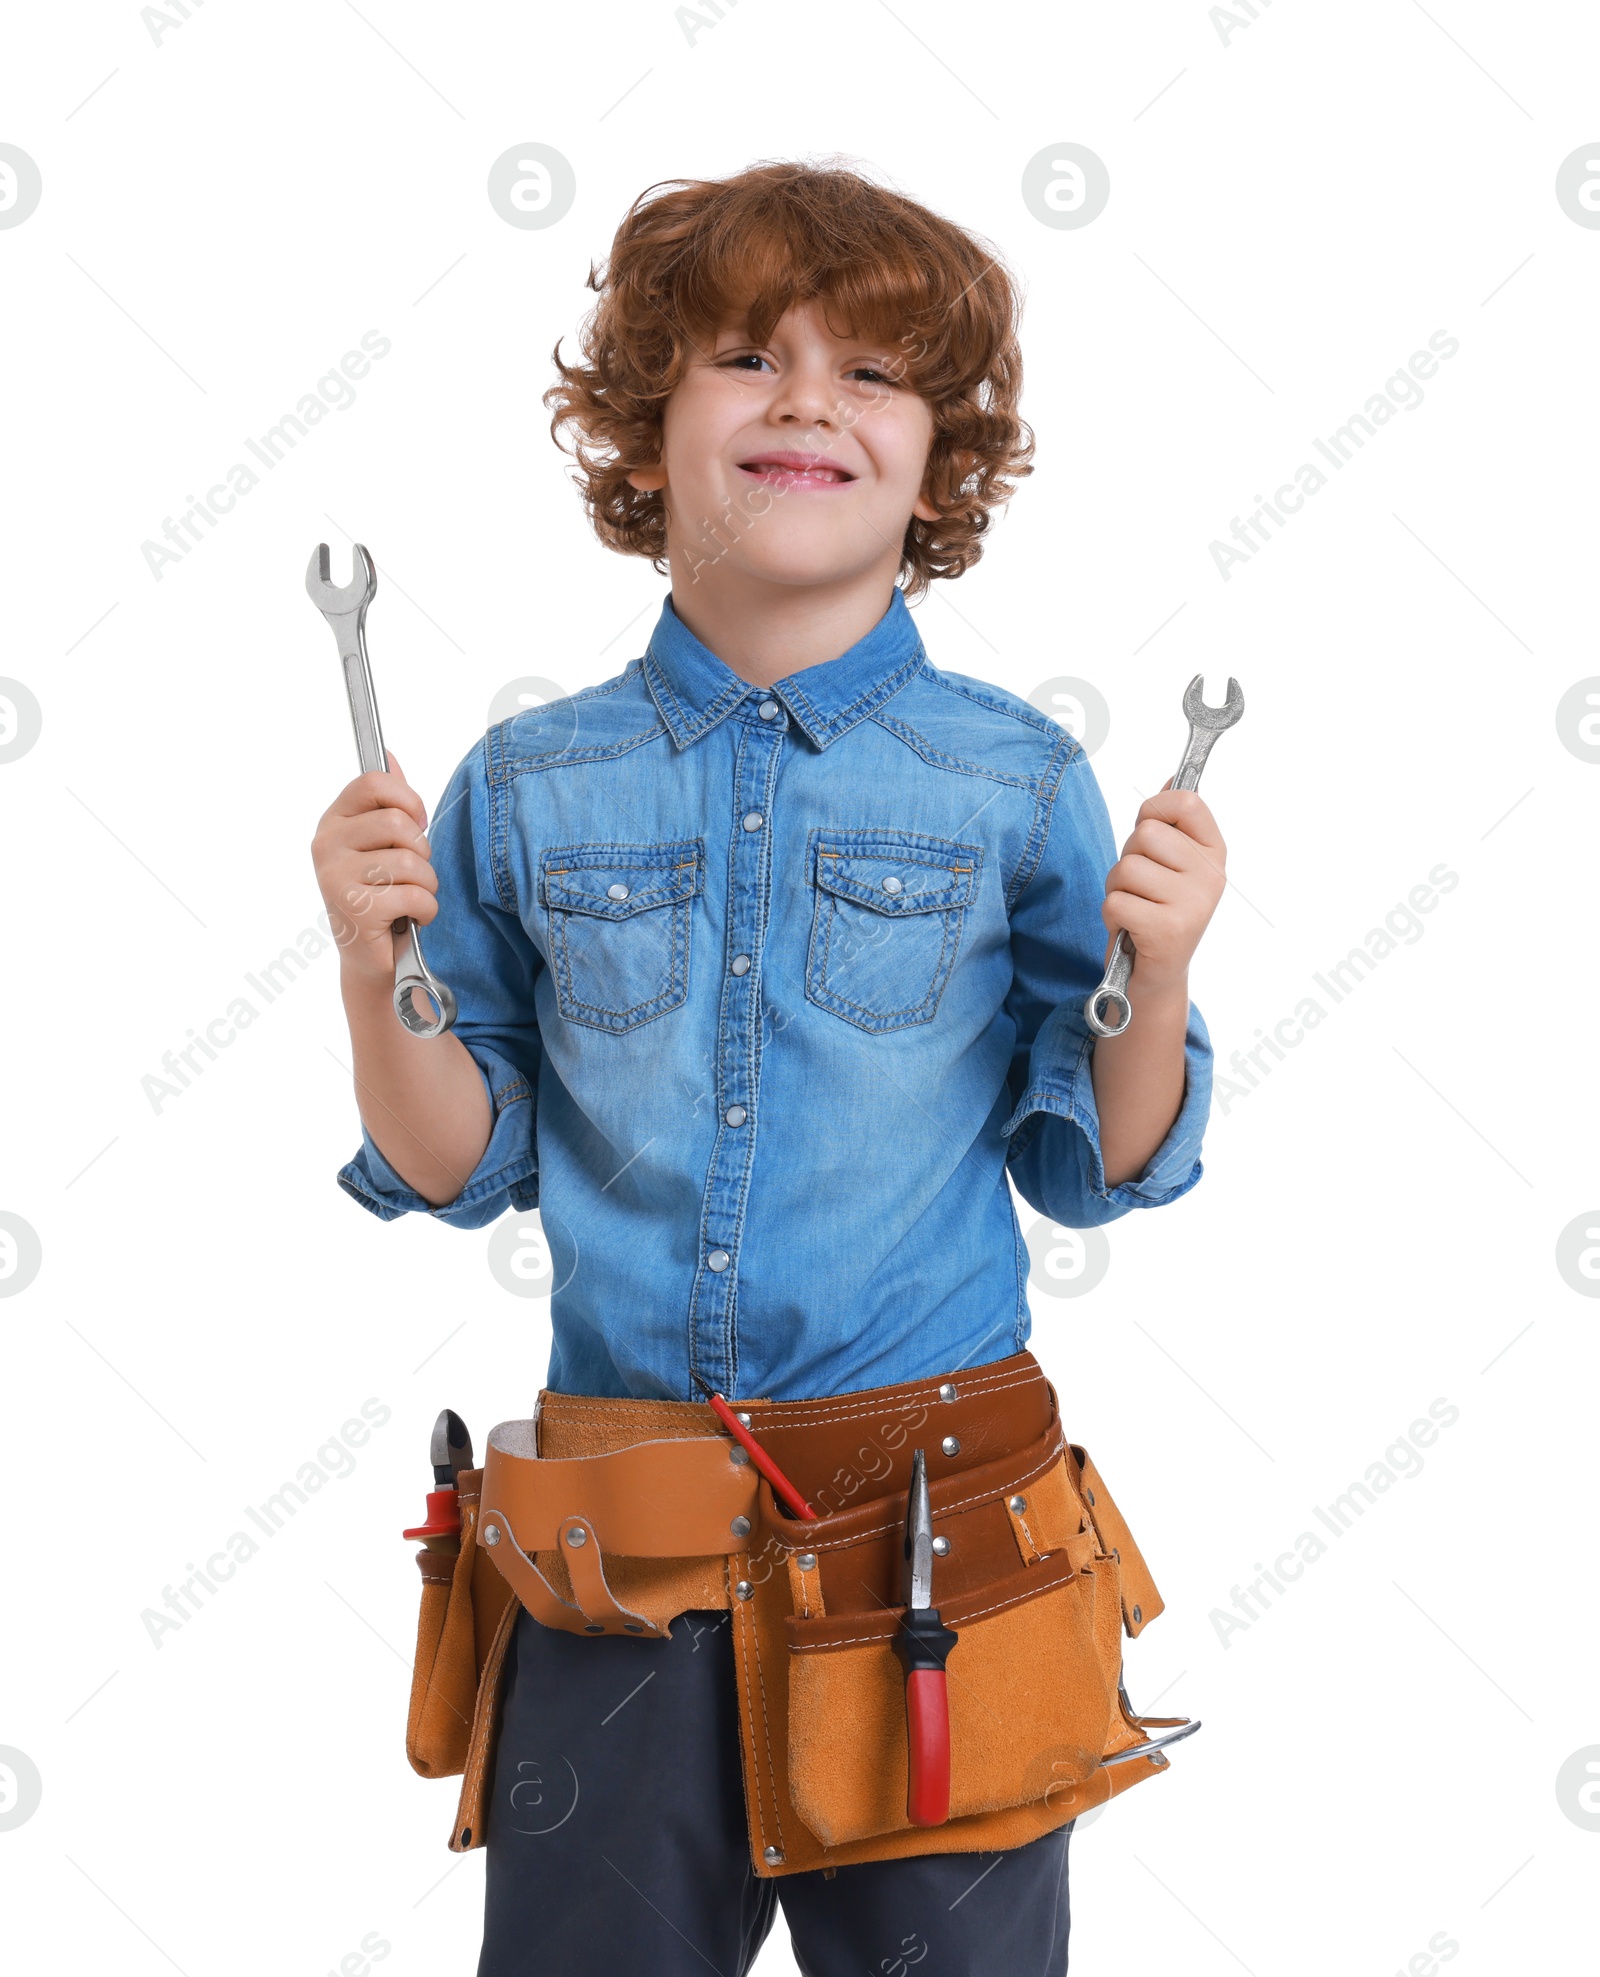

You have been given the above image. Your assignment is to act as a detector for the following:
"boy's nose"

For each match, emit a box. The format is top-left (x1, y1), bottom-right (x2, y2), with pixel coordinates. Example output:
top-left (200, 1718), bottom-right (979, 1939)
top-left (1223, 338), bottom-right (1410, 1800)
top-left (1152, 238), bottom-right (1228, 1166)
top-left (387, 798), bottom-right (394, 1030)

top-left (769, 365), bottom-right (840, 431)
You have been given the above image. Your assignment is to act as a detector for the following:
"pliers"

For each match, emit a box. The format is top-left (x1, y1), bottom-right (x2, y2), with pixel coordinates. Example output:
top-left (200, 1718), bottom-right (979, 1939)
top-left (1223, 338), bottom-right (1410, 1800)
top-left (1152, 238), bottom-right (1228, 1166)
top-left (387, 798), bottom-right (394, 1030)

top-left (891, 1448), bottom-right (959, 1826)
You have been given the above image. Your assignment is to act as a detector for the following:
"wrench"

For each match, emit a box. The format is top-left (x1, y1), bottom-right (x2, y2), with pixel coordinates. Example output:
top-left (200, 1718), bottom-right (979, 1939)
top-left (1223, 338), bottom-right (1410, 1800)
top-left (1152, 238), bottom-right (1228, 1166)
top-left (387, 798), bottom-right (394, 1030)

top-left (305, 542), bottom-right (458, 1039)
top-left (1084, 672), bottom-right (1244, 1039)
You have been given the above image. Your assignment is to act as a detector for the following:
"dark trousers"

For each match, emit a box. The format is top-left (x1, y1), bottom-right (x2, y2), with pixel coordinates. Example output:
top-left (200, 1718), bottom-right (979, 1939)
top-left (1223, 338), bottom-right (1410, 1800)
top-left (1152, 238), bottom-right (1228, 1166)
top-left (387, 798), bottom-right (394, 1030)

top-left (477, 1606), bottom-right (1073, 1977)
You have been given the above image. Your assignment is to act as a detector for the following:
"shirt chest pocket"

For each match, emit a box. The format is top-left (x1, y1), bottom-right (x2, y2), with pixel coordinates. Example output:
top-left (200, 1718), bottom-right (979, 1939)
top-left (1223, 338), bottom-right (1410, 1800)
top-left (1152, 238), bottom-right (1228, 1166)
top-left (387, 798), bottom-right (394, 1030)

top-left (805, 829), bottom-right (983, 1034)
top-left (538, 840), bottom-right (704, 1034)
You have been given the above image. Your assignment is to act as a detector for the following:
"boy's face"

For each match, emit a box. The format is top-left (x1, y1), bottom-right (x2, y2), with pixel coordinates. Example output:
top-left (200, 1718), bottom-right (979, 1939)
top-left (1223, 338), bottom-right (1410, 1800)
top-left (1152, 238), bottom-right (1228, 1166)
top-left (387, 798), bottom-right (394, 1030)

top-left (629, 301), bottom-right (939, 592)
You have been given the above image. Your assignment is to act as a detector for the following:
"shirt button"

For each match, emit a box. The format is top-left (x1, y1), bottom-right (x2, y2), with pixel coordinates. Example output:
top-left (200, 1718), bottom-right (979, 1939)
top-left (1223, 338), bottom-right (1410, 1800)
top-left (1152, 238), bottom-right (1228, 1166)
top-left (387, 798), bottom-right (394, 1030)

top-left (758, 700), bottom-right (780, 720)
top-left (730, 954), bottom-right (751, 975)
top-left (724, 1105), bottom-right (747, 1127)
top-left (607, 882), bottom-right (630, 901)
top-left (881, 875), bottom-right (903, 894)
top-left (742, 810), bottom-right (764, 832)
top-left (707, 1249), bottom-right (731, 1272)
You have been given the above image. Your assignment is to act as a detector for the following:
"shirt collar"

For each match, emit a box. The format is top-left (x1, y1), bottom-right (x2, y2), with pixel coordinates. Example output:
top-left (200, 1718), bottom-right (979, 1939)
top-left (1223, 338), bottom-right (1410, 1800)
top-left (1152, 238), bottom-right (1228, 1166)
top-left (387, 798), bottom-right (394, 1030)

top-left (641, 587), bottom-right (925, 752)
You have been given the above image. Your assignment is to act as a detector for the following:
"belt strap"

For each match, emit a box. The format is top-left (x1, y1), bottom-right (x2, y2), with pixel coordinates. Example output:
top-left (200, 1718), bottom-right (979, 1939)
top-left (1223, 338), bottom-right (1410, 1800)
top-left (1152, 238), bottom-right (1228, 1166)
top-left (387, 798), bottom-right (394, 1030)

top-left (481, 1421), bottom-right (759, 1554)
top-left (480, 1352), bottom-right (1055, 1639)
top-left (478, 1420), bottom-right (760, 1638)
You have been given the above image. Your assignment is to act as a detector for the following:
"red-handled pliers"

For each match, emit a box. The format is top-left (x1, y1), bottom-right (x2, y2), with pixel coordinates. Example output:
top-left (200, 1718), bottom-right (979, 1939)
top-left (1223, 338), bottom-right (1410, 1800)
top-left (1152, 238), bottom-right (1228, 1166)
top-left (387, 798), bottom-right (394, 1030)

top-left (890, 1447), bottom-right (959, 1826)
top-left (402, 1408), bottom-right (472, 1543)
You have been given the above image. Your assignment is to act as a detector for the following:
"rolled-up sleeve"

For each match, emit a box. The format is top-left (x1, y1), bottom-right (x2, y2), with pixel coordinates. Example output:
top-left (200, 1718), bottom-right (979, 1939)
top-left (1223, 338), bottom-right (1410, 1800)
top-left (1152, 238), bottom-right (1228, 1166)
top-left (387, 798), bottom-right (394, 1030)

top-left (336, 737), bottom-right (542, 1231)
top-left (999, 738), bottom-right (1211, 1226)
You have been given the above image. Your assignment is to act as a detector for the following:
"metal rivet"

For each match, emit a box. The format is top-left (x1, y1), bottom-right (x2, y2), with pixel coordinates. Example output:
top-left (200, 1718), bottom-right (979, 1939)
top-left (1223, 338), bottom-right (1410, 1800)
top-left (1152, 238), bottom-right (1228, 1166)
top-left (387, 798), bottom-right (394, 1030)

top-left (731, 954), bottom-right (751, 975)
top-left (1150, 1750), bottom-right (1168, 1770)
top-left (566, 1526), bottom-right (588, 1547)
top-left (796, 1552), bottom-right (817, 1572)
top-left (707, 1249), bottom-right (730, 1272)
top-left (735, 1580), bottom-right (755, 1600)
top-left (736, 1411), bottom-right (751, 1427)
top-left (1085, 1488), bottom-right (1096, 1507)
top-left (1113, 1546), bottom-right (1121, 1562)
top-left (758, 700), bottom-right (780, 720)
top-left (931, 1536), bottom-right (951, 1557)
top-left (742, 811), bottom-right (764, 832)
top-left (941, 1436), bottom-right (960, 1457)
top-left (584, 1623), bottom-right (605, 1634)
top-left (764, 1845), bottom-right (784, 1864)
top-left (731, 1515), bottom-right (752, 1538)
top-left (1009, 1495), bottom-right (1027, 1514)
top-left (938, 1382), bottom-right (957, 1402)
top-left (729, 1445), bottom-right (750, 1466)
top-left (881, 874), bottom-right (902, 893)
top-left (1132, 1604), bottom-right (1142, 1625)
top-left (725, 1105), bottom-right (747, 1126)
top-left (623, 1621), bottom-right (644, 1632)
top-left (606, 882), bottom-right (629, 900)
top-left (483, 1523), bottom-right (502, 1546)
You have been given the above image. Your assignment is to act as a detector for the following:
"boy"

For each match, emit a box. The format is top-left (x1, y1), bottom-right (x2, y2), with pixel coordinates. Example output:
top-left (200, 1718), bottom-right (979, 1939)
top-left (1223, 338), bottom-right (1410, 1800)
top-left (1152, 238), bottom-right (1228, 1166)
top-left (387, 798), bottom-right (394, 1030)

top-left (315, 162), bottom-right (1223, 1976)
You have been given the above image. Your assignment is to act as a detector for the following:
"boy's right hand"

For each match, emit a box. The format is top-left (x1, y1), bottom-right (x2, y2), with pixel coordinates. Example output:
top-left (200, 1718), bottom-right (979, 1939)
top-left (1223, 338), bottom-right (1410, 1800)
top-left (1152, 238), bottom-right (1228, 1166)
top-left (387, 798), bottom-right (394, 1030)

top-left (311, 754), bottom-right (438, 986)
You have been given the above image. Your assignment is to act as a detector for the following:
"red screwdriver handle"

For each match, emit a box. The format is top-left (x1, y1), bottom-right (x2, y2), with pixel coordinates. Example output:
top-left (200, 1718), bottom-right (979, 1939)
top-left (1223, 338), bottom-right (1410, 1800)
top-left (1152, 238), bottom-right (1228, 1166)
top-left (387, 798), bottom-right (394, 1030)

top-left (695, 1381), bottom-right (818, 1521)
top-left (904, 1668), bottom-right (951, 1826)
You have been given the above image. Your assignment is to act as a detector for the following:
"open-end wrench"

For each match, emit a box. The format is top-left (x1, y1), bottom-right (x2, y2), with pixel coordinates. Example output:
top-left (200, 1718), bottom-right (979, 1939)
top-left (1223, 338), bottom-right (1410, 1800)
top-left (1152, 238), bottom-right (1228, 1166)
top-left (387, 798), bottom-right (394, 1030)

top-left (305, 542), bottom-right (458, 1039)
top-left (1084, 672), bottom-right (1244, 1039)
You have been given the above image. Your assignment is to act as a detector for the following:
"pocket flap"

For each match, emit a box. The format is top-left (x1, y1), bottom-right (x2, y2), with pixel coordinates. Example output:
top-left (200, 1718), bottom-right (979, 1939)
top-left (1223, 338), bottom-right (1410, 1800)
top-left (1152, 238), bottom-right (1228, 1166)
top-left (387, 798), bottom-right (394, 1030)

top-left (539, 841), bottom-right (703, 919)
top-left (783, 1546), bottom-right (1079, 1653)
top-left (811, 832), bottom-right (980, 916)
top-left (1069, 1444), bottom-right (1164, 1638)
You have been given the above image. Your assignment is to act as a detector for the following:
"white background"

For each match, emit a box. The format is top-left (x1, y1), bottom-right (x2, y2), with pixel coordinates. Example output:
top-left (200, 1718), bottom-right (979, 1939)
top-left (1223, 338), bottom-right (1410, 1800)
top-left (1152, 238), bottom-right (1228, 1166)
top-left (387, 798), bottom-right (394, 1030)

top-left (3, 2), bottom-right (1597, 1972)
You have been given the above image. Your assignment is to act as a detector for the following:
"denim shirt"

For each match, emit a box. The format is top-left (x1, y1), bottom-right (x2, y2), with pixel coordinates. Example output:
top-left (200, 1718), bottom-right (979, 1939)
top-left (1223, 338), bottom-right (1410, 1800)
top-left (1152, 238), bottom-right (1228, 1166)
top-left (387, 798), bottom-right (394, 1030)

top-left (339, 587), bottom-right (1211, 1401)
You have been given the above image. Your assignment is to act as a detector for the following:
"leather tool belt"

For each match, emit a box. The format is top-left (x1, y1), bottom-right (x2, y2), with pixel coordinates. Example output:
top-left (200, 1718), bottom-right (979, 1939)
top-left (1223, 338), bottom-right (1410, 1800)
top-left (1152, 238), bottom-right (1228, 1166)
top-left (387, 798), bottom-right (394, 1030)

top-left (403, 1349), bottom-right (1190, 1877)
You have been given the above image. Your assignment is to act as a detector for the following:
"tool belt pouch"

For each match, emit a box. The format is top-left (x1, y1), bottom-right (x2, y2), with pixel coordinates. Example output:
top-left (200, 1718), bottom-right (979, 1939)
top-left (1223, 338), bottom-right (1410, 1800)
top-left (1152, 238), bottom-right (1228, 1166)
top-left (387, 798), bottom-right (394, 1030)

top-left (404, 1467), bottom-right (514, 1780)
top-left (448, 1354), bottom-right (1189, 1871)
top-left (772, 1429), bottom-right (1169, 1855)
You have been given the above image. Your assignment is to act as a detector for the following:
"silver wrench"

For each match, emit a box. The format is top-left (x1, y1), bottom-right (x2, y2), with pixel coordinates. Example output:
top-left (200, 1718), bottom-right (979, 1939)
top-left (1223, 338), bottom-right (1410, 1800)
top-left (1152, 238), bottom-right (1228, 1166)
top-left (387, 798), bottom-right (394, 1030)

top-left (1084, 672), bottom-right (1244, 1039)
top-left (306, 542), bottom-right (458, 1040)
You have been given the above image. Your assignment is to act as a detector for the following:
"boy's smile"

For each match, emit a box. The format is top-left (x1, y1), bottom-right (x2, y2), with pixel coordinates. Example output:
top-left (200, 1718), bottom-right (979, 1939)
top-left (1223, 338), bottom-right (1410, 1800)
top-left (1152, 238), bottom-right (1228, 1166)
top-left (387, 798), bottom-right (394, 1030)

top-left (734, 448), bottom-right (857, 490)
top-left (627, 301), bottom-right (939, 612)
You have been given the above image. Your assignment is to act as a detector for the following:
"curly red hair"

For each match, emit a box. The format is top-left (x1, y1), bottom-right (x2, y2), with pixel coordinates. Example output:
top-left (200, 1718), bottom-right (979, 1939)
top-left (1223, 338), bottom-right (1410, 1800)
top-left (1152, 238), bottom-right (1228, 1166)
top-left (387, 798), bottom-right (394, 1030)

top-left (544, 159), bottom-right (1033, 596)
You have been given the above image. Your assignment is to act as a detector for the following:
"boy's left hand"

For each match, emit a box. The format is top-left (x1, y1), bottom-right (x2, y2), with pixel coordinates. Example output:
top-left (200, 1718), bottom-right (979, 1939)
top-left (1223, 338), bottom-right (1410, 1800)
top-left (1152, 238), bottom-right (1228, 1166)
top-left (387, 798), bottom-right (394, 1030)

top-left (1101, 785), bottom-right (1226, 999)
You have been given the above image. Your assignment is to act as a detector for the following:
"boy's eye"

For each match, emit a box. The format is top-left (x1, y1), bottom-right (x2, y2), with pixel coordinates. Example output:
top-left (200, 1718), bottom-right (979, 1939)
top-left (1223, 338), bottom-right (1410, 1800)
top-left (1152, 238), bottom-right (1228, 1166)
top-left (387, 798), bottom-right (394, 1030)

top-left (715, 353), bottom-right (900, 384)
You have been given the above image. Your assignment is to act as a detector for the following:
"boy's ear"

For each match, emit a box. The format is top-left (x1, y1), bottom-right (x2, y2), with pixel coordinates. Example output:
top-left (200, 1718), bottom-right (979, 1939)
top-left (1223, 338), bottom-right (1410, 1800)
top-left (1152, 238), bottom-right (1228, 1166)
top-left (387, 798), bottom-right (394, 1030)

top-left (627, 463), bottom-right (668, 492)
top-left (911, 490), bottom-right (940, 523)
